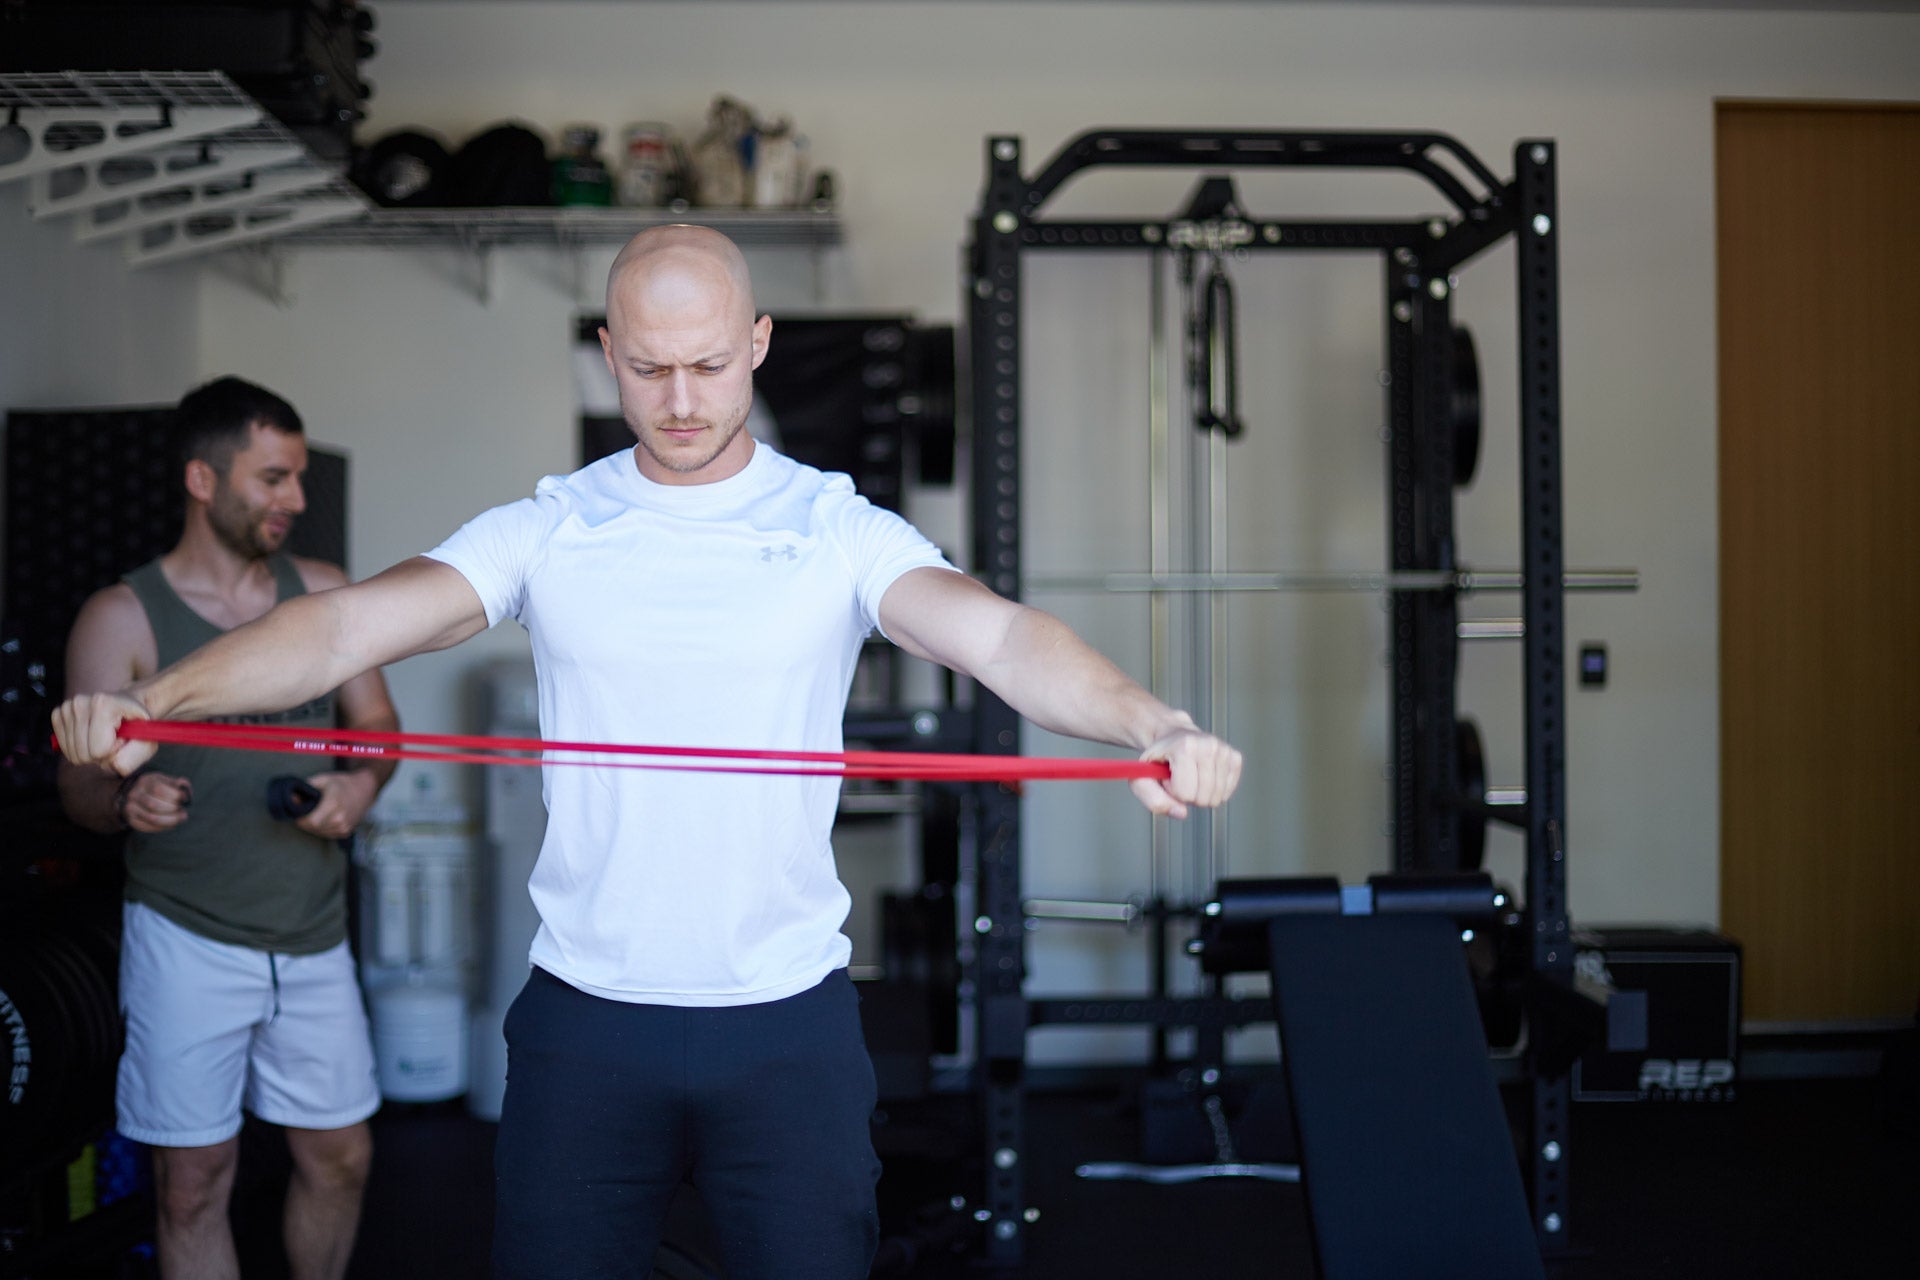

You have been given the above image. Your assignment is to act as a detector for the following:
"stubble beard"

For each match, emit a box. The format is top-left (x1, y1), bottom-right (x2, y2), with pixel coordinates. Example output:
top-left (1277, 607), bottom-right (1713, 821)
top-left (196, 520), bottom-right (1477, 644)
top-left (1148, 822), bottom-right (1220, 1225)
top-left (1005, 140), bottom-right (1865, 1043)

top-left (632, 399), bottom-right (749, 477)
top-left (208, 485), bottom-right (286, 559)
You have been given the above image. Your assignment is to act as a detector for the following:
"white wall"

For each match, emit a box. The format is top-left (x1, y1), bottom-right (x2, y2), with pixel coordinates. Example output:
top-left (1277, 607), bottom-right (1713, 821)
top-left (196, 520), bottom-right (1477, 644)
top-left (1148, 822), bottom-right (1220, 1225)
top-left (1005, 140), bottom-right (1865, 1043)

top-left (0, 183), bottom-right (202, 429)
top-left (0, 185), bottom-right (203, 713)
top-left (10, 2), bottom-right (1920, 1059)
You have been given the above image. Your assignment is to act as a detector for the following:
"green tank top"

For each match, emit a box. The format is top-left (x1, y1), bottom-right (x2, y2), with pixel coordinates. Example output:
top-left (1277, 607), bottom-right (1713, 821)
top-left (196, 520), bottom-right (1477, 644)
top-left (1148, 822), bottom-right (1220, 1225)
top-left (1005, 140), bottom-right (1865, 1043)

top-left (122, 556), bottom-right (345, 954)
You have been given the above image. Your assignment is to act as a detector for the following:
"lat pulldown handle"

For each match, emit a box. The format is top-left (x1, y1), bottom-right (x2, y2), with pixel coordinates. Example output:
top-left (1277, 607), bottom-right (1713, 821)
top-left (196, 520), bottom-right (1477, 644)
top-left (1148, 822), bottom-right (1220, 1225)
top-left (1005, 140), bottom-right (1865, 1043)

top-left (1193, 255), bottom-right (1245, 438)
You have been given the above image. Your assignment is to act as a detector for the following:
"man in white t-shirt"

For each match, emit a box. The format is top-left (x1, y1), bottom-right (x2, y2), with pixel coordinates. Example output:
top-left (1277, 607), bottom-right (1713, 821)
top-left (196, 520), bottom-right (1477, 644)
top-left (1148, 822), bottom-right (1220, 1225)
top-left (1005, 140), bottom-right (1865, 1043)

top-left (54, 225), bottom-right (1242, 1280)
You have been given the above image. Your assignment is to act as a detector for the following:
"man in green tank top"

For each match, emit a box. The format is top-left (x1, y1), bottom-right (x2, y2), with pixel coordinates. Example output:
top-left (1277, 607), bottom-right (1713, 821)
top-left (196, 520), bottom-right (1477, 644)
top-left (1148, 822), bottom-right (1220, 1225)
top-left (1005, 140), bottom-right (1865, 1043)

top-left (58, 377), bottom-right (400, 1280)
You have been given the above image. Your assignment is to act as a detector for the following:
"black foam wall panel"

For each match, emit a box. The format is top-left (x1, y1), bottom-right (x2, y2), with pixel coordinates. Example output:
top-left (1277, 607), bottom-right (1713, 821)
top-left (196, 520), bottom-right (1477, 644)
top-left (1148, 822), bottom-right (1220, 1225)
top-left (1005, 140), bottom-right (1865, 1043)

top-left (1, 405), bottom-right (348, 860)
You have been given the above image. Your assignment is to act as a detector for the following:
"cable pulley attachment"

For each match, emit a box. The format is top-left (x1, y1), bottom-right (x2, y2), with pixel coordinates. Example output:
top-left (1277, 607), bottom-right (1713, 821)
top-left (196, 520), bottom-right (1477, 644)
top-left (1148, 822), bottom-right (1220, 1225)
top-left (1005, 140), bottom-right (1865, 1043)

top-left (1196, 254), bottom-right (1245, 439)
top-left (1172, 175), bottom-right (1250, 441)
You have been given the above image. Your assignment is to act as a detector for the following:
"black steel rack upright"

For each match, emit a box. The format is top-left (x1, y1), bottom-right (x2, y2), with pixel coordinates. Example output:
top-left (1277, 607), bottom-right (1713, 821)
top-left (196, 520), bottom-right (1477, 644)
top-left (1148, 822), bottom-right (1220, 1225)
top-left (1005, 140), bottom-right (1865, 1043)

top-left (963, 129), bottom-right (1572, 1265)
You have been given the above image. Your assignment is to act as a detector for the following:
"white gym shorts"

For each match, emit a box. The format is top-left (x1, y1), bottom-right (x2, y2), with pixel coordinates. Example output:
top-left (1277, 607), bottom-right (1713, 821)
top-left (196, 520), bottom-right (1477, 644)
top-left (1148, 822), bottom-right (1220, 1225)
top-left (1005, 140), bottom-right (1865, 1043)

top-left (117, 900), bottom-right (381, 1146)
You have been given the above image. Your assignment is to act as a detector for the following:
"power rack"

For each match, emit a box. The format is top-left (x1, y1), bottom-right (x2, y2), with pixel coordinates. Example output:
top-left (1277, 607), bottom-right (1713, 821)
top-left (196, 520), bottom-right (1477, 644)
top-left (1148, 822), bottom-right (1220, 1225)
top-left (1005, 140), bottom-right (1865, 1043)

top-left (962, 128), bottom-right (1578, 1265)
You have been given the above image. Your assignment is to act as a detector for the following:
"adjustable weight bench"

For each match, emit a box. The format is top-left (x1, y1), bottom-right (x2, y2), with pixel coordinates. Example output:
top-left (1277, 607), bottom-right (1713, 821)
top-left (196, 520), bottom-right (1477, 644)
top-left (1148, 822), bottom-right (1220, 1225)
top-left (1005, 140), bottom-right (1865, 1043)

top-left (1199, 874), bottom-right (1546, 1280)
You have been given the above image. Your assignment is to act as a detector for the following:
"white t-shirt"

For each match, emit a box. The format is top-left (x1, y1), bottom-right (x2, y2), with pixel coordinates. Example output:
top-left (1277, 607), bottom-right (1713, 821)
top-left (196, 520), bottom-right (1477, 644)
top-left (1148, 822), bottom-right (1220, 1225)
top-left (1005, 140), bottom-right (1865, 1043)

top-left (425, 442), bottom-right (953, 1006)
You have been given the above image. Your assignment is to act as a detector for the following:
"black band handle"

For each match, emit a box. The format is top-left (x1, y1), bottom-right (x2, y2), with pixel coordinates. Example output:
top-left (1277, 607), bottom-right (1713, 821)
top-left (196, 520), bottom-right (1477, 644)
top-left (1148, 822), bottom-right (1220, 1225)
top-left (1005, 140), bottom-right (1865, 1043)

top-left (266, 775), bottom-right (322, 821)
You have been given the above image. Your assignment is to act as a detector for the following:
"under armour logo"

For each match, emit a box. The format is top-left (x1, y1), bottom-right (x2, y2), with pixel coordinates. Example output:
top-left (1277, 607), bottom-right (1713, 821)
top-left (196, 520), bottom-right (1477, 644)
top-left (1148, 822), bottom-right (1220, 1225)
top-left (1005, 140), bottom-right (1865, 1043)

top-left (761, 544), bottom-right (798, 562)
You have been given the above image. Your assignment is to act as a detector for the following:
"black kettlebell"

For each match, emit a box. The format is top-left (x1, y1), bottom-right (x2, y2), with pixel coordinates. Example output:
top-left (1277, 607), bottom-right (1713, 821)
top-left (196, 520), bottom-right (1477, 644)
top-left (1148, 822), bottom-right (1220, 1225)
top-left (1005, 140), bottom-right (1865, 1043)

top-left (266, 775), bottom-right (322, 822)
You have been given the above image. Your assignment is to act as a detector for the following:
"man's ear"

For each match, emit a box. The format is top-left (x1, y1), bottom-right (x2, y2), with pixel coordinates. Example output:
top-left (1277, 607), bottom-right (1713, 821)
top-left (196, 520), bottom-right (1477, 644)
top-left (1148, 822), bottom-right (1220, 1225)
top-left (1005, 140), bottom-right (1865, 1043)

top-left (184, 458), bottom-right (219, 505)
top-left (599, 325), bottom-right (617, 378)
top-left (750, 313), bottom-right (773, 370)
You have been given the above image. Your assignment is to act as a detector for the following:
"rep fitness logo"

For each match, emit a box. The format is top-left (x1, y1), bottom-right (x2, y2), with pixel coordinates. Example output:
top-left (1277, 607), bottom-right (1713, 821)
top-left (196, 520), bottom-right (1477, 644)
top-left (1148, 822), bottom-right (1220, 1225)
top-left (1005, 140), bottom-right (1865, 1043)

top-left (1638, 1057), bottom-right (1736, 1100)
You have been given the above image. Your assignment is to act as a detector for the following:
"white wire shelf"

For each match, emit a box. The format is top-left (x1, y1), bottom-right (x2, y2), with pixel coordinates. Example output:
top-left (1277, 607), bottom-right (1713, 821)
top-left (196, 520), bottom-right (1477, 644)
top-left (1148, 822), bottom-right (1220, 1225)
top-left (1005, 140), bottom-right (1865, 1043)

top-left (2, 70), bottom-right (843, 295)
top-left (277, 204), bottom-right (844, 250)
top-left (0, 69), bottom-right (369, 267)
top-left (1, 69), bottom-right (267, 113)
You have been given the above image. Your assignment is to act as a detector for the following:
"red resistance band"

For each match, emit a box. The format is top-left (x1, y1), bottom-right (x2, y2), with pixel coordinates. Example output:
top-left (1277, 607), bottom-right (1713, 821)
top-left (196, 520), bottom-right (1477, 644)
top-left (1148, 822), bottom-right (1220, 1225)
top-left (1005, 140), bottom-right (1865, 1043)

top-left (117, 720), bottom-right (1172, 784)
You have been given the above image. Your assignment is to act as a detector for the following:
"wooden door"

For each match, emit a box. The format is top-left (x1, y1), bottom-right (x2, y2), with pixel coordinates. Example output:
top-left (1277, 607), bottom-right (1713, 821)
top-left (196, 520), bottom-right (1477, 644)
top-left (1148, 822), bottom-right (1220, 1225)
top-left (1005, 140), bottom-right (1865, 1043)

top-left (1718, 101), bottom-right (1920, 1025)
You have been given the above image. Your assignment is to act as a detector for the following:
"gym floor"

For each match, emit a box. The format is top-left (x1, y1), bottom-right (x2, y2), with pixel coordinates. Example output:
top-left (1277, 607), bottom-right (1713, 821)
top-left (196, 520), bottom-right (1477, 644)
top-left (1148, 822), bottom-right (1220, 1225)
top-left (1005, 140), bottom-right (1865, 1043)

top-left (246, 1073), bottom-right (1919, 1279)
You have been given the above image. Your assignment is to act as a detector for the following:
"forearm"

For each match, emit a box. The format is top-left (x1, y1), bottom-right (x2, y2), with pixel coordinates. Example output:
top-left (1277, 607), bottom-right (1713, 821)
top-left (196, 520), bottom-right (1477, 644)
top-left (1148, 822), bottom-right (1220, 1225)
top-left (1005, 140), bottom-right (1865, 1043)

top-left (340, 707), bottom-right (400, 792)
top-left (347, 756), bottom-right (398, 793)
top-left (58, 761), bottom-right (129, 834)
top-left (974, 606), bottom-right (1194, 751)
top-left (880, 567), bottom-right (1240, 815)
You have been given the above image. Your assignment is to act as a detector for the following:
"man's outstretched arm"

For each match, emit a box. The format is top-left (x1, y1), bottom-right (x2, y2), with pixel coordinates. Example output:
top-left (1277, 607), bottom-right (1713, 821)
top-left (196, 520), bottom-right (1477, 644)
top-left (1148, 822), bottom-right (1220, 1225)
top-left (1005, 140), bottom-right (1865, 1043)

top-left (56, 583), bottom-right (181, 833)
top-left (53, 557), bottom-right (488, 778)
top-left (877, 566), bottom-right (1242, 818)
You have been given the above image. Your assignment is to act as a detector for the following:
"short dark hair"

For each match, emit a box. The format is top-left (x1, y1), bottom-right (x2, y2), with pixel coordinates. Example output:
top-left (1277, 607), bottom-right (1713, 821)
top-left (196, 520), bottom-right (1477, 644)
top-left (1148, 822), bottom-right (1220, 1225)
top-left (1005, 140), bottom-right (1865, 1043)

top-left (175, 376), bottom-right (304, 473)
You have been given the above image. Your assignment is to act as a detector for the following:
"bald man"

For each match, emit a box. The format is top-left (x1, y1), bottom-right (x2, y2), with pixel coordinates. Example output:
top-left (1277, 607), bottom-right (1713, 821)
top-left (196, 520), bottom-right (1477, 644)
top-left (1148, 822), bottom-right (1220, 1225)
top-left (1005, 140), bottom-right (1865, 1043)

top-left (54, 225), bottom-right (1242, 1280)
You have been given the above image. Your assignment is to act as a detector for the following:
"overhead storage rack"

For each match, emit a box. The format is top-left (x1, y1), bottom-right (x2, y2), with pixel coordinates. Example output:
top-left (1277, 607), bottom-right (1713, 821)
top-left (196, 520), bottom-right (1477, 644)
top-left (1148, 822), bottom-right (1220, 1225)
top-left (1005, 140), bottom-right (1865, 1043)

top-left (0, 70), bottom-right (368, 266)
top-left (1, 70), bottom-right (844, 286)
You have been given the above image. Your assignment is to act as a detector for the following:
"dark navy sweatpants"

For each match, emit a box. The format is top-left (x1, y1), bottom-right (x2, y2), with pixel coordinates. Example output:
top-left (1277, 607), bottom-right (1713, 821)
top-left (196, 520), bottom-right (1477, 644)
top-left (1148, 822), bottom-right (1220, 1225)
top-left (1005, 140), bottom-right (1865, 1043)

top-left (492, 967), bottom-right (881, 1280)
